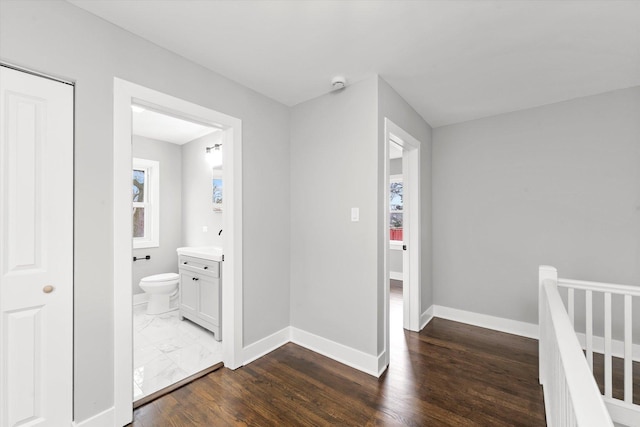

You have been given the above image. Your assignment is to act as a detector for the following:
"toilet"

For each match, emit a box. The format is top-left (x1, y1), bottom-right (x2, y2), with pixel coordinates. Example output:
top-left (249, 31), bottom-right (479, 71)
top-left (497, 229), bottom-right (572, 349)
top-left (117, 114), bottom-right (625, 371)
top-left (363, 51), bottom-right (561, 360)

top-left (139, 273), bottom-right (180, 315)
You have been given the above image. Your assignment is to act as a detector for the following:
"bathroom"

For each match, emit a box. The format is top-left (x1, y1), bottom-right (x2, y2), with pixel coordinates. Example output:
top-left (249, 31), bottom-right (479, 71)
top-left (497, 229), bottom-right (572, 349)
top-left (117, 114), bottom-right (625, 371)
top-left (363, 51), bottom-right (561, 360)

top-left (131, 106), bottom-right (224, 402)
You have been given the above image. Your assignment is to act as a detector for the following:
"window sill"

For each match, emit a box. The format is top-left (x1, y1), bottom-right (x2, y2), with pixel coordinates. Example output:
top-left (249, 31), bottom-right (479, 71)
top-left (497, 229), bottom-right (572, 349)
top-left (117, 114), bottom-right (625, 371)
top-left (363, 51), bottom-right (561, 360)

top-left (134, 240), bottom-right (159, 249)
top-left (390, 241), bottom-right (403, 251)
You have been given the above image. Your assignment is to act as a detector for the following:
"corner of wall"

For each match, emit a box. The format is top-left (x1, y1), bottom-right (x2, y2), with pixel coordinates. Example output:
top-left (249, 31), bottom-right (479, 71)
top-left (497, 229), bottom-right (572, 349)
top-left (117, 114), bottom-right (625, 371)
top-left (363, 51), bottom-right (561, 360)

top-left (420, 305), bottom-right (435, 331)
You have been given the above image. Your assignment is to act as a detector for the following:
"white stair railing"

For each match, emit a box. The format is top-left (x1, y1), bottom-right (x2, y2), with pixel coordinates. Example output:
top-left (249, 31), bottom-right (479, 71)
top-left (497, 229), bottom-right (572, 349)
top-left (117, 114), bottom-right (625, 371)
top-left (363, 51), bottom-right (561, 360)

top-left (539, 265), bottom-right (614, 427)
top-left (556, 274), bottom-right (640, 426)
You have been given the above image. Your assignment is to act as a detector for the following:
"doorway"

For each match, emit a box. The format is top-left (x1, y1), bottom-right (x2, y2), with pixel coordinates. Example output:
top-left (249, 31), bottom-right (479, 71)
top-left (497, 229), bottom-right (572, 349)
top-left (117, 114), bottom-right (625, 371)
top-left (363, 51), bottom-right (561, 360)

top-left (130, 106), bottom-right (224, 403)
top-left (383, 118), bottom-right (421, 367)
top-left (113, 79), bottom-right (243, 426)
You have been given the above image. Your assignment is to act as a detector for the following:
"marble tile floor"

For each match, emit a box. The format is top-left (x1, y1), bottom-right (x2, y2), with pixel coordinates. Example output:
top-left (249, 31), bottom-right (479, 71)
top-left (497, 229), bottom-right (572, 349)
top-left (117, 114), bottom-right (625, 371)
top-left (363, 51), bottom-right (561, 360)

top-left (133, 304), bottom-right (223, 400)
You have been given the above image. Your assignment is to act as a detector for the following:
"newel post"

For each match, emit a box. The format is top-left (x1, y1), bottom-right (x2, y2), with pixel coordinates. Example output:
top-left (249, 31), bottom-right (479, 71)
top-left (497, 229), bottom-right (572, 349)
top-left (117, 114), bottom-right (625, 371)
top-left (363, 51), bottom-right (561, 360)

top-left (538, 265), bottom-right (558, 385)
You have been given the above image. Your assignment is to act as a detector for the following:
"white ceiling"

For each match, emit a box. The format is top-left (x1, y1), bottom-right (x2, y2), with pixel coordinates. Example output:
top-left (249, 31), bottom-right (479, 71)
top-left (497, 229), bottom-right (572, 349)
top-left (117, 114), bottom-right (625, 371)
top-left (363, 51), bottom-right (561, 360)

top-left (68, 0), bottom-right (640, 127)
top-left (132, 106), bottom-right (219, 144)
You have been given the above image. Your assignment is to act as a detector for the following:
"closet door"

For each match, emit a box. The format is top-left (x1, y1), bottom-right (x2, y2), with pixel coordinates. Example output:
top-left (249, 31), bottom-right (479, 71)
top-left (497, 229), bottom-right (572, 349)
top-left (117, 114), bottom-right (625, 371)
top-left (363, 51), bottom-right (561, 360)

top-left (0, 65), bottom-right (73, 427)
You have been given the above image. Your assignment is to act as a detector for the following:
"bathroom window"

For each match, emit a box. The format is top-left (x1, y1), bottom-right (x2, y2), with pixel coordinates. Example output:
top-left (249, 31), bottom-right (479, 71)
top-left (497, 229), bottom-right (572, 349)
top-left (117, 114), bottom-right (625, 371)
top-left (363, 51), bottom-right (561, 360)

top-left (132, 158), bottom-right (160, 248)
top-left (390, 174), bottom-right (403, 242)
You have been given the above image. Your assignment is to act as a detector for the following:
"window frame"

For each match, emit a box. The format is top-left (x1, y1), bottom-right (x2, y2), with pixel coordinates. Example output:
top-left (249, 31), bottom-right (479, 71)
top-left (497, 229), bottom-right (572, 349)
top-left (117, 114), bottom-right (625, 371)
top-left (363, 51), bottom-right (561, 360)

top-left (132, 157), bottom-right (160, 249)
top-left (389, 173), bottom-right (403, 244)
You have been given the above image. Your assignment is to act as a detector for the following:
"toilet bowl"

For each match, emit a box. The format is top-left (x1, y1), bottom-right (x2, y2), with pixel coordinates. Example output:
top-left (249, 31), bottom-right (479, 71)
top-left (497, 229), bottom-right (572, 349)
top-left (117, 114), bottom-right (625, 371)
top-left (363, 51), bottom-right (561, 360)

top-left (139, 273), bottom-right (179, 315)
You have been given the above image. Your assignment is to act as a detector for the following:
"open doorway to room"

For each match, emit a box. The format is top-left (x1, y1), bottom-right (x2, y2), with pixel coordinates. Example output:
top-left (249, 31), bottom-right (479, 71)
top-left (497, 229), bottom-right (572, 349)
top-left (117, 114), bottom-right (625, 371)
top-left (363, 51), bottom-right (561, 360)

top-left (383, 118), bottom-right (421, 367)
top-left (388, 141), bottom-right (405, 334)
top-left (129, 106), bottom-right (224, 404)
top-left (113, 79), bottom-right (243, 426)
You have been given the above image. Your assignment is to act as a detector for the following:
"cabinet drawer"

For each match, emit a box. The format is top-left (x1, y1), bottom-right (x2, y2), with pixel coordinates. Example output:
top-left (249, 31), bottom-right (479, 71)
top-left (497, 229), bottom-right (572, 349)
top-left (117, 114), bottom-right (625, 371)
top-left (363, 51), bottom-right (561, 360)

top-left (179, 255), bottom-right (220, 278)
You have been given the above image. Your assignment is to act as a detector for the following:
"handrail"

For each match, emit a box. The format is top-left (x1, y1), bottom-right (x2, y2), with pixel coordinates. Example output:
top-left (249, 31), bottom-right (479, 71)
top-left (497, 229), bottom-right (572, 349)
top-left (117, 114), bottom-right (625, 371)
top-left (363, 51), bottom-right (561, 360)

top-left (558, 278), bottom-right (640, 297)
top-left (556, 270), bottom-right (640, 425)
top-left (540, 280), bottom-right (614, 426)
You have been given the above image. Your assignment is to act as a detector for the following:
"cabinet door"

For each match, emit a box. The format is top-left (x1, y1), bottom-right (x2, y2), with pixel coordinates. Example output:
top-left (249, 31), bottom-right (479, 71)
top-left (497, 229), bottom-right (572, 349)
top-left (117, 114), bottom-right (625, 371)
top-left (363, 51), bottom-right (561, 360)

top-left (199, 277), bottom-right (220, 326)
top-left (179, 271), bottom-right (198, 314)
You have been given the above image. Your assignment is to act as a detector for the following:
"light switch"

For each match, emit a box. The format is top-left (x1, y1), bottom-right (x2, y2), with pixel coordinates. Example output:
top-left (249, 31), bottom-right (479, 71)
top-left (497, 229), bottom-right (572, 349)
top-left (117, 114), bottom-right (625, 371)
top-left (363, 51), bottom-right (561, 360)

top-left (351, 207), bottom-right (359, 222)
top-left (202, 226), bottom-right (208, 232)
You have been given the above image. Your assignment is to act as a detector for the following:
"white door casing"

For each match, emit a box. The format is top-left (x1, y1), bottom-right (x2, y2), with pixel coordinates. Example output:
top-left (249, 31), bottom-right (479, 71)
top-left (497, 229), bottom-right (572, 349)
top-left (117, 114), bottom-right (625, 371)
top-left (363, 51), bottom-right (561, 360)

top-left (0, 66), bottom-right (73, 426)
top-left (113, 78), bottom-right (243, 426)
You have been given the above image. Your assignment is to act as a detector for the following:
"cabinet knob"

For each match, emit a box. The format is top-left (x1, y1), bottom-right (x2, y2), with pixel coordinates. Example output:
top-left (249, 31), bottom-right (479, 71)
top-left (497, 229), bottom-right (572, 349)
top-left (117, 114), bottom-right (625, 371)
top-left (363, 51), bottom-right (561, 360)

top-left (192, 277), bottom-right (199, 281)
top-left (183, 261), bottom-right (188, 264)
top-left (43, 285), bottom-right (55, 294)
top-left (204, 266), bottom-right (208, 270)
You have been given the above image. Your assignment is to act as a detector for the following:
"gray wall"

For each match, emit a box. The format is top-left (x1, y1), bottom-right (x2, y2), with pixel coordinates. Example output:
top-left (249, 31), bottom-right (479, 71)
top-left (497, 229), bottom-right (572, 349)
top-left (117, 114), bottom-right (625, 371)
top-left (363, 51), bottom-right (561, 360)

top-left (389, 158), bottom-right (402, 175)
top-left (378, 77), bottom-right (433, 350)
top-left (289, 75), bottom-right (433, 360)
top-left (0, 0), bottom-right (290, 422)
top-left (290, 77), bottom-right (379, 355)
top-left (181, 132), bottom-right (224, 248)
top-left (432, 87), bottom-right (640, 331)
top-left (132, 136), bottom-right (182, 293)
top-left (389, 248), bottom-right (403, 275)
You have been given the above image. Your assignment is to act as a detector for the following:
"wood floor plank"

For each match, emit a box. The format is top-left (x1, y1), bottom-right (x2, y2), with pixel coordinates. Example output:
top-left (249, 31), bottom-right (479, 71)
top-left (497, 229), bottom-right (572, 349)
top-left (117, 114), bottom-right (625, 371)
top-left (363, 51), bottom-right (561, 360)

top-left (129, 283), bottom-right (547, 426)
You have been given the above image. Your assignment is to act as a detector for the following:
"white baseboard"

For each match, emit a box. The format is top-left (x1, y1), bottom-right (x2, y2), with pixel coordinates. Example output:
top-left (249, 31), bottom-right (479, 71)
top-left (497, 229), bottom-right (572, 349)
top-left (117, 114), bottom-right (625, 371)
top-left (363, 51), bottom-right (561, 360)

top-left (72, 407), bottom-right (115, 427)
top-left (132, 293), bottom-right (149, 306)
top-left (241, 325), bottom-right (383, 378)
top-left (243, 326), bottom-right (291, 365)
top-left (420, 305), bottom-right (434, 330)
top-left (389, 271), bottom-right (403, 281)
top-left (432, 305), bottom-right (539, 339)
top-left (290, 327), bottom-right (380, 377)
top-left (431, 305), bottom-right (640, 362)
top-left (575, 332), bottom-right (640, 362)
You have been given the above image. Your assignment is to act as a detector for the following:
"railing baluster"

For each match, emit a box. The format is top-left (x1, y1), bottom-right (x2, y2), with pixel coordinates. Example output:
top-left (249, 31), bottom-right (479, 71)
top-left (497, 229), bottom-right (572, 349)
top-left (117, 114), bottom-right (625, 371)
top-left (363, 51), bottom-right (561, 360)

top-left (624, 294), bottom-right (632, 403)
top-left (604, 292), bottom-right (612, 398)
top-left (586, 290), bottom-right (593, 372)
top-left (568, 287), bottom-right (575, 327)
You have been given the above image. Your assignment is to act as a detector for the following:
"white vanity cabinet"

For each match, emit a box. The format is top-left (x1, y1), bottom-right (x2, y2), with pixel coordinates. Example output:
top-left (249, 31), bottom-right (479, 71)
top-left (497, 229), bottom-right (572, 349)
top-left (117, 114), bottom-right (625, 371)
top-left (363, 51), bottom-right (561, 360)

top-left (178, 255), bottom-right (221, 341)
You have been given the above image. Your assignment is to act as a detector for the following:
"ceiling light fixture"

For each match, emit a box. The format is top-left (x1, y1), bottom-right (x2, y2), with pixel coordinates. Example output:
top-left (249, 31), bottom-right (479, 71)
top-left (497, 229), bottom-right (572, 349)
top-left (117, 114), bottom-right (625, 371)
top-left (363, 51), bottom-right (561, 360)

top-left (205, 144), bottom-right (222, 167)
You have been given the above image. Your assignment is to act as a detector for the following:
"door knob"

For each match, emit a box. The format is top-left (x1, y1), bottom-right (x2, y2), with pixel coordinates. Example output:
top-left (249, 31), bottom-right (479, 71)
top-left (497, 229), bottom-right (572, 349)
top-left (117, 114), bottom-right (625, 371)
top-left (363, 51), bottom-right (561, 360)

top-left (43, 285), bottom-right (55, 293)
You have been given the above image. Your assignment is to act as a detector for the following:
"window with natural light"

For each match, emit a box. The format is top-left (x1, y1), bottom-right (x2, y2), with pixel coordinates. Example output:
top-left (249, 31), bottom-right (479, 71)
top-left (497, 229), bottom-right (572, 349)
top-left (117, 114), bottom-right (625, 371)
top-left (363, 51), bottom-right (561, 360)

top-left (390, 174), bottom-right (403, 242)
top-left (132, 158), bottom-right (159, 248)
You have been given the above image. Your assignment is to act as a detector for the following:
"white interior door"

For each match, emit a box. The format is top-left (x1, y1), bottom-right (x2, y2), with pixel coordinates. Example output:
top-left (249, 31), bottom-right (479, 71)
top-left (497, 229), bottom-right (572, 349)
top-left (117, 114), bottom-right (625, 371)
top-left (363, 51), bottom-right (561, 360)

top-left (0, 65), bottom-right (73, 427)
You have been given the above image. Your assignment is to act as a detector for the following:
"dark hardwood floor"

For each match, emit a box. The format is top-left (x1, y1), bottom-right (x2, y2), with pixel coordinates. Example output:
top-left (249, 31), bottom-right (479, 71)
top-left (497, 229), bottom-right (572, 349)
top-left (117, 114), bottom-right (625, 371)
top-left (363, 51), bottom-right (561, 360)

top-left (130, 280), bottom-right (546, 426)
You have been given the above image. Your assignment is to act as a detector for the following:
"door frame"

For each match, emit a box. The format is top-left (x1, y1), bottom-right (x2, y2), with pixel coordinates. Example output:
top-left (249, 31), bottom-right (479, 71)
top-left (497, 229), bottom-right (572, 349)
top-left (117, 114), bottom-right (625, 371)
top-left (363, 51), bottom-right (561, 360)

top-left (383, 118), bottom-right (421, 364)
top-left (113, 78), bottom-right (243, 426)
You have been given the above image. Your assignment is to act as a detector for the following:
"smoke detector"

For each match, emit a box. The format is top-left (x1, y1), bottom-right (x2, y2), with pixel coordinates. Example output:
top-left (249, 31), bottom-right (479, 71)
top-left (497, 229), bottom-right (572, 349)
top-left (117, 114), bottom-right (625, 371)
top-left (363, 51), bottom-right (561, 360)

top-left (331, 76), bottom-right (346, 91)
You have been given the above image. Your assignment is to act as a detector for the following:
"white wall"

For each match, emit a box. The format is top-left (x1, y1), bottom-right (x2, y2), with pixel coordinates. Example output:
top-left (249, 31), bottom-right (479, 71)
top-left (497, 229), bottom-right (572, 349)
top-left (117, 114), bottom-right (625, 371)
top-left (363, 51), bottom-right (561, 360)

top-left (433, 87), bottom-right (640, 332)
top-left (290, 77), bottom-right (379, 355)
top-left (0, 0), bottom-right (290, 422)
top-left (378, 76), bottom-right (433, 347)
top-left (132, 136), bottom-right (182, 292)
top-left (181, 132), bottom-right (224, 248)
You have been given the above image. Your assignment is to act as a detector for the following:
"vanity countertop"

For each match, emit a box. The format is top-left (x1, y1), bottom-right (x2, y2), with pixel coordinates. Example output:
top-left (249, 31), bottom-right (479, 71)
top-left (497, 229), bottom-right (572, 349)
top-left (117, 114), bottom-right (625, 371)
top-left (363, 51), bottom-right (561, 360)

top-left (177, 246), bottom-right (223, 261)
